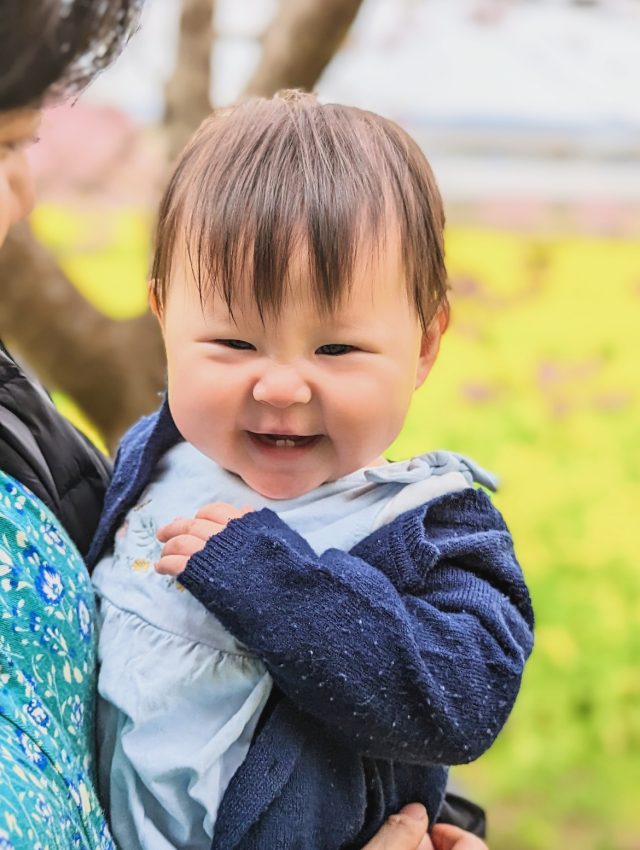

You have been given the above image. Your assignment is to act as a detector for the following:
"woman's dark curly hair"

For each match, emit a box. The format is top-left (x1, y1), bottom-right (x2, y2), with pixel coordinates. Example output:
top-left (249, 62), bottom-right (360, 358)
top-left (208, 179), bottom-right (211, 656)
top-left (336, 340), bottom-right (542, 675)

top-left (0, 0), bottom-right (143, 111)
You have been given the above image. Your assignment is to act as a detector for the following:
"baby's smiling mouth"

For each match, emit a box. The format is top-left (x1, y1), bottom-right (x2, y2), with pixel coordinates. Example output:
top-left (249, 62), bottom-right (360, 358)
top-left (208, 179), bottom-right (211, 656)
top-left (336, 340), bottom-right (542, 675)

top-left (248, 432), bottom-right (321, 449)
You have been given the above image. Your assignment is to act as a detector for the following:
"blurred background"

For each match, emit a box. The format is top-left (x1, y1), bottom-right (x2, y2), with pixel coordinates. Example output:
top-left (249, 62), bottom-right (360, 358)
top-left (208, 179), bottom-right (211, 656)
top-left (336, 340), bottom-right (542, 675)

top-left (1, 0), bottom-right (639, 847)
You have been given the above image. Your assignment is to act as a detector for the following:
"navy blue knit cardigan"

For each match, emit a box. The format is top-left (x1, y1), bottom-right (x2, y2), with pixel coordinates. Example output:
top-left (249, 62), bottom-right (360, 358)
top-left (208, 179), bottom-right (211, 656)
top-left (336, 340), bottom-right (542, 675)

top-left (88, 402), bottom-right (534, 850)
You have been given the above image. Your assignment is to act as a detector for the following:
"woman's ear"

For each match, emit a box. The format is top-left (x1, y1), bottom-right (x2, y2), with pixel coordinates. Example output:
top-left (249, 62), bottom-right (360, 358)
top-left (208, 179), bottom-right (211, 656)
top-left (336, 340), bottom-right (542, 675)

top-left (415, 307), bottom-right (448, 389)
top-left (148, 281), bottom-right (163, 323)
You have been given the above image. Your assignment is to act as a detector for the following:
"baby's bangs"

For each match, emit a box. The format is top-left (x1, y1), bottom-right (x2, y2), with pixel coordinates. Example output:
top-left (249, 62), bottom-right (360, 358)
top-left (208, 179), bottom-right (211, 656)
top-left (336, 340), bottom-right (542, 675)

top-left (152, 93), bottom-right (447, 326)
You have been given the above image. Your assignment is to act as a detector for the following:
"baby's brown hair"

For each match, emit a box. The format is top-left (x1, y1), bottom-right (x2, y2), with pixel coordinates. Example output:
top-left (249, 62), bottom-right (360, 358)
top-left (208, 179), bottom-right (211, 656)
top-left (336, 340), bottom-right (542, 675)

top-left (151, 91), bottom-right (448, 330)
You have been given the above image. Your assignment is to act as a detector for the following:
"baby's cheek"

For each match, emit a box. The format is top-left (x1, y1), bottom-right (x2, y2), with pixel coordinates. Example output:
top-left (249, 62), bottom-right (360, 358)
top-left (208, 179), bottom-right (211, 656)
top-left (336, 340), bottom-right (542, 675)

top-left (167, 381), bottom-right (207, 446)
top-left (329, 392), bottom-right (382, 444)
top-left (337, 379), bottom-right (410, 456)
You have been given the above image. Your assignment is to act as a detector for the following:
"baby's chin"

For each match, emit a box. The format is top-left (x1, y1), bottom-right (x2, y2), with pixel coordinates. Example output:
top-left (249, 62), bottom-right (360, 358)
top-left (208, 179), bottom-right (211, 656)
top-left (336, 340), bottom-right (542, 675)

top-left (241, 474), bottom-right (326, 501)
top-left (233, 456), bottom-right (389, 501)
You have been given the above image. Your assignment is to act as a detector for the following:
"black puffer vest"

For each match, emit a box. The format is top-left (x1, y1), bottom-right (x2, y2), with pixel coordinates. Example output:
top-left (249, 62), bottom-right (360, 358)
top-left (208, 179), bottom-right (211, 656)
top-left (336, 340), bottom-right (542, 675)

top-left (0, 341), bottom-right (111, 558)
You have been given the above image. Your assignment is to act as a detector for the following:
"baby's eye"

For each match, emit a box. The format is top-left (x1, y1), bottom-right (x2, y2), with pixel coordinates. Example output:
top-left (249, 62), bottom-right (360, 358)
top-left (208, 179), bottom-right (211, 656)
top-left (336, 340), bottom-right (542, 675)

top-left (216, 339), bottom-right (256, 351)
top-left (316, 344), bottom-right (356, 356)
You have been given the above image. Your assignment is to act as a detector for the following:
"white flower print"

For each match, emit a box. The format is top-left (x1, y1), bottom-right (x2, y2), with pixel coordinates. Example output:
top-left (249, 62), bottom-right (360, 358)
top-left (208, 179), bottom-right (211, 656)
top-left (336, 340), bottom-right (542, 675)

top-left (35, 564), bottom-right (65, 604)
top-left (0, 472), bottom-right (109, 844)
top-left (35, 794), bottom-right (53, 822)
top-left (77, 599), bottom-right (91, 641)
top-left (68, 696), bottom-right (84, 732)
top-left (25, 697), bottom-right (50, 730)
top-left (41, 624), bottom-right (69, 656)
top-left (23, 544), bottom-right (41, 567)
top-left (0, 545), bottom-right (13, 576)
top-left (41, 521), bottom-right (67, 555)
top-left (0, 830), bottom-right (15, 850)
top-left (15, 730), bottom-right (47, 769)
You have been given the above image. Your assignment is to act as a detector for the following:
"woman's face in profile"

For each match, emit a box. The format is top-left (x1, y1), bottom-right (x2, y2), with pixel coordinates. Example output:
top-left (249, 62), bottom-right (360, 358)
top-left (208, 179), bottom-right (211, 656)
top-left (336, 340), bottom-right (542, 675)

top-left (0, 108), bottom-right (40, 247)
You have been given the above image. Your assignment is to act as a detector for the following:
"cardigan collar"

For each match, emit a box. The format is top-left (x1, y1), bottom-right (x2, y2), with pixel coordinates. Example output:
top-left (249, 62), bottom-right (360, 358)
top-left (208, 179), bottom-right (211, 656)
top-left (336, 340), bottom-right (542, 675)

top-left (86, 397), bottom-right (181, 567)
top-left (87, 400), bottom-right (310, 846)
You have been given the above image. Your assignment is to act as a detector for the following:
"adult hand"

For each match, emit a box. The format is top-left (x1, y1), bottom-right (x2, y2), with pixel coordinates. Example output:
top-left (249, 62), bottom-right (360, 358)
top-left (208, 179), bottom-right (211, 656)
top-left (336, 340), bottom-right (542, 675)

top-left (430, 821), bottom-right (488, 850)
top-left (361, 804), bottom-right (488, 850)
top-left (155, 501), bottom-right (253, 576)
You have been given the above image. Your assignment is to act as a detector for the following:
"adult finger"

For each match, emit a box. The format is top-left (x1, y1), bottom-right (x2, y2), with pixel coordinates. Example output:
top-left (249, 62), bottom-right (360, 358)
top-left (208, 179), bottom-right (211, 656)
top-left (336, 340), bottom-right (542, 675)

top-left (361, 804), bottom-right (430, 850)
top-left (430, 823), bottom-right (487, 850)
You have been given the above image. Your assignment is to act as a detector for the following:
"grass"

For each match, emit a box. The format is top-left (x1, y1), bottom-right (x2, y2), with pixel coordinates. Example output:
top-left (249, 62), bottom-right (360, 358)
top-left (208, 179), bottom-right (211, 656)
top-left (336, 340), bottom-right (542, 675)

top-left (32, 206), bottom-right (640, 850)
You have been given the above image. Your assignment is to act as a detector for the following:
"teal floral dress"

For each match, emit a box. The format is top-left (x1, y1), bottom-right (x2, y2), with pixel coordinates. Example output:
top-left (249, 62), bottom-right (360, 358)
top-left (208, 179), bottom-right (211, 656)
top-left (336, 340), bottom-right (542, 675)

top-left (0, 471), bottom-right (114, 849)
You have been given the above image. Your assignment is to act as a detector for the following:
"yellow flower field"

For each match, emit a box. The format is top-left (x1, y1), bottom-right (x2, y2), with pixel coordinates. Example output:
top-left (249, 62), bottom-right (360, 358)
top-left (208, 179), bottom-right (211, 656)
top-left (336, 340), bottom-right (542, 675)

top-left (32, 205), bottom-right (640, 850)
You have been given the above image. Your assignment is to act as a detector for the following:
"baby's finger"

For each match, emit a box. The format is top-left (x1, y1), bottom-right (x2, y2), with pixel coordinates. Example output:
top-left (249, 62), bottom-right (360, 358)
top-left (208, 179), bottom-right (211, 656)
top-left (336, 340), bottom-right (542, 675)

top-left (156, 517), bottom-right (191, 542)
top-left (195, 502), bottom-right (249, 524)
top-left (158, 517), bottom-right (224, 542)
top-left (160, 533), bottom-right (209, 558)
top-left (155, 555), bottom-right (188, 576)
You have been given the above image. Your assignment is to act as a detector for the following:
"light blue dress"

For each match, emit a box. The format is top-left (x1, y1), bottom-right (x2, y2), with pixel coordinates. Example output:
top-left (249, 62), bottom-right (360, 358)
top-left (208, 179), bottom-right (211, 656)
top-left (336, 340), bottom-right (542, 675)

top-left (93, 443), bottom-right (493, 850)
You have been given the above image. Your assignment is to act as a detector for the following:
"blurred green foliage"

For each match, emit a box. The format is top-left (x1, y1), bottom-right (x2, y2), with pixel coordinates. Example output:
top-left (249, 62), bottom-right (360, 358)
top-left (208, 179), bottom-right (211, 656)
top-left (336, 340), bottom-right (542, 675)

top-left (396, 229), bottom-right (640, 850)
top-left (33, 208), bottom-right (640, 850)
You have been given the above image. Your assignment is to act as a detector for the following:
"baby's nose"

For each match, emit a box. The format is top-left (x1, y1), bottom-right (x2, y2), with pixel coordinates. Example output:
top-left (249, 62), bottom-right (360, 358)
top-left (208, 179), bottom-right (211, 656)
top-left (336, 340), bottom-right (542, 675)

top-left (252, 365), bottom-right (312, 408)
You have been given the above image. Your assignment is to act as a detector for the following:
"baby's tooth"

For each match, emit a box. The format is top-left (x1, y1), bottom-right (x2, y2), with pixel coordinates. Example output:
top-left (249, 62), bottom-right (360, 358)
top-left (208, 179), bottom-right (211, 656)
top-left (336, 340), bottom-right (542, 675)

top-left (274, 438), bottom-right (296, 447)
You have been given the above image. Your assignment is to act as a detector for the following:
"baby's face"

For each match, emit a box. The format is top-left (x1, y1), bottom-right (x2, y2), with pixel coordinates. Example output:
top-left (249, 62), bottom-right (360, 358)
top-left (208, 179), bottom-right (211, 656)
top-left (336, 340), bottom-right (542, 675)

top-left (156, 237), bottom-right (442, 499)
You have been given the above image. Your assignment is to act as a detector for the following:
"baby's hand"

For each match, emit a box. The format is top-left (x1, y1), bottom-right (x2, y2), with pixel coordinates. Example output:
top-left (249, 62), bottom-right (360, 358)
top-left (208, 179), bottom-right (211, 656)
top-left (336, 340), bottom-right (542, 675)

top-left (155, 502), bottom-right (253, 576)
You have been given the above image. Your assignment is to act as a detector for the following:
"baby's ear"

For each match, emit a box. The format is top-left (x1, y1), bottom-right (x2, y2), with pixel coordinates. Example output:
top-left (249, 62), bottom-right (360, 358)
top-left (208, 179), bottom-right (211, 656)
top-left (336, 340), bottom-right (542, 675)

top-left (415, 307), bottom-right (447, 389)
top-left (148, 281), bottom-right (163, 322)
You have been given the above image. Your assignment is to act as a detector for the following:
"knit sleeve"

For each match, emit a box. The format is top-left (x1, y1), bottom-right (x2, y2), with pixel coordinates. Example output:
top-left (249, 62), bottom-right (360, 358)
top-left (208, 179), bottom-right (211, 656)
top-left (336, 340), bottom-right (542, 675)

top-left (180, 487), bottom-right (534, 766)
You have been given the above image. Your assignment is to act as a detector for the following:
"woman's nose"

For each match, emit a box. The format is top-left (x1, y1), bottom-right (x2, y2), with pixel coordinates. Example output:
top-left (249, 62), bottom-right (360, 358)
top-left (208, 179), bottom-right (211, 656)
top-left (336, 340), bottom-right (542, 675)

top-left (252, 365), bottom-right (312, 408)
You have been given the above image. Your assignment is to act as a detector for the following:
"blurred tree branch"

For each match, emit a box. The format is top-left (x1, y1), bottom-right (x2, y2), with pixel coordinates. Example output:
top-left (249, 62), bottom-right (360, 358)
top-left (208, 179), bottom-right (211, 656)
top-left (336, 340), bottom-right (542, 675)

top-left (243, 0), bottom-right (365, 97)
top-left (0, 222), bottom-right (164, 452)
top-left (164, 0), bottom-right (215, 161)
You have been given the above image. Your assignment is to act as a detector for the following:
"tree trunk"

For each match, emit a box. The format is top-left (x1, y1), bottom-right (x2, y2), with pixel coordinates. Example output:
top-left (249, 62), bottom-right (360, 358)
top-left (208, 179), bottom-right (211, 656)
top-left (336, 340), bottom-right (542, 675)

top-left (243, 0), bottom-right (366, 98)
top-left (164, 0), bottom-right (215, 162)
top-left (0, 222), bottom-right (165, 451)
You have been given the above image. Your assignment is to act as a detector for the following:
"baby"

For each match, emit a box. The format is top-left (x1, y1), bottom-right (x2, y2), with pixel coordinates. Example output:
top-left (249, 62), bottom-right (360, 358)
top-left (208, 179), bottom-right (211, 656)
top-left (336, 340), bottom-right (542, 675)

top-left (88, 91), bottom-right (534, 850)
